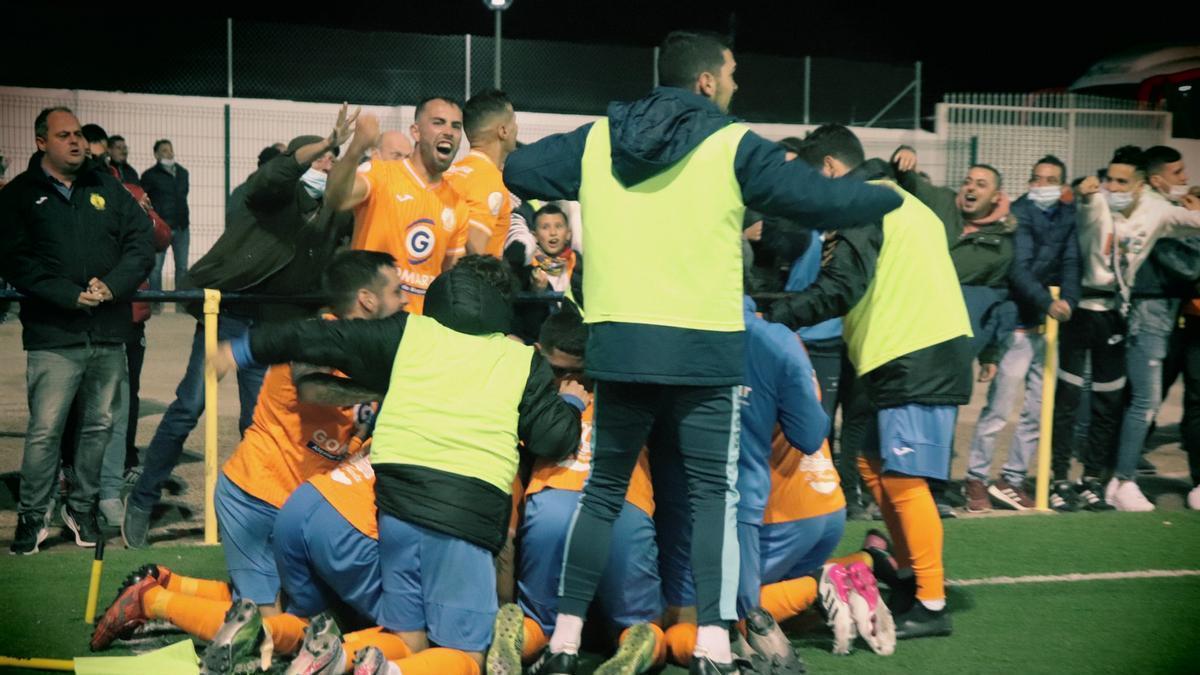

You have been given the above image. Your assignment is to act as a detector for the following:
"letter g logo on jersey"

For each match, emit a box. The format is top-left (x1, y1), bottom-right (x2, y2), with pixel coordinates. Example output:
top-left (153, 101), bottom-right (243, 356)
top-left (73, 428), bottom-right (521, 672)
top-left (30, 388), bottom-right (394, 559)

top-left (405, 218), bottom-right (436, 265)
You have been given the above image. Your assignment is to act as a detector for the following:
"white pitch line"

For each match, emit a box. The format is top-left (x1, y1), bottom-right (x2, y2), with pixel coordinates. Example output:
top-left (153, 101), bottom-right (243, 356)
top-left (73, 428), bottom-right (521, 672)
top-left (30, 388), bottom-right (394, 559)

top-left (947, 569), bottom-right (1200, 587)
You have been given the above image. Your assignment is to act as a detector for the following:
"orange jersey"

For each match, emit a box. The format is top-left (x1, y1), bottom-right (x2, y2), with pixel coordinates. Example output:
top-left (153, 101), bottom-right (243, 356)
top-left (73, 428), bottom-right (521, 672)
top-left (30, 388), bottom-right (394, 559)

top-left (222, 364), bottom-right (373, 509)
top-left (444, 150), bottom-right (513, 257)
top-left (762, 428), bottom-right (846, 524)
top-left (527, 402), bottom-right (655, 516)
top-left (351, 158), bottom-right (469, 314)
top-left (308, 450), bottom-right (379, 540)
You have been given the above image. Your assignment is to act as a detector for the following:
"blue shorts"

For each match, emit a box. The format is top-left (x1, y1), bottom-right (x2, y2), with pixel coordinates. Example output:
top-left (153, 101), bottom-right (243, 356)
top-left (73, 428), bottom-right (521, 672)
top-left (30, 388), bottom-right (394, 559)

top-left (215, 472), bottom-right (280, 605)
top-left (378, 514), bottom-right (497, 653)
top-left (518, 489), bottom-right (663, 634)
top-left (737, 512), bottom-right (845, 617)
top-left (865, 404), bottom-right (956, 480)
top-left (273, 483), bottom-right (383, 621)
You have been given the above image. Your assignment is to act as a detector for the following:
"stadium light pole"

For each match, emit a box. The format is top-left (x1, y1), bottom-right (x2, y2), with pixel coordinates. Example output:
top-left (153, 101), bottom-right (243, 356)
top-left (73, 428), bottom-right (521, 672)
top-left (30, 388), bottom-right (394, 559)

top-left (484, 0), bottom-right (514, 88)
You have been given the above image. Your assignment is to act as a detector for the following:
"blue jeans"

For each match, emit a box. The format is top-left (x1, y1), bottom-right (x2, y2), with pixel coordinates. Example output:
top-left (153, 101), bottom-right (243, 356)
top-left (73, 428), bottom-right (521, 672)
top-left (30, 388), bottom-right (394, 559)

top-left (149, 226), bottom-right (189, 291)
top-left (129, 314), bottom-right (265, 512)
top-left (1115, 299), bottom-right (1179, 481)
top-left (966, 330), bottom-right (1043, 486)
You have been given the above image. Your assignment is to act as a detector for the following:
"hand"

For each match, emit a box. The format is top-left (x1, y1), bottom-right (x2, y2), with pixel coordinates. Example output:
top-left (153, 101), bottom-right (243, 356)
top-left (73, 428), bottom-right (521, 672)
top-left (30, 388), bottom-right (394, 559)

top-left (1181, 193), bottom-right (1200, 212)
top-left (76, 290), bottom-right (103, 308)
top-left (892, 148), bottom-right (918, 173)
top-left (212, 342), bottom-right (238, 381)
top-left (1077, 176), bottom-right (1101, 197)
top-left (558, 378), bottom-right (590, 407)
top-left (330, 102), bottom-right (362, 147)
top-left (87, 277), bottom-right (113, 302)
top-left (531, 268), bottom-right (549, 291)
top-left (743, 221), bottom-right (763, 242)
top-left (352, 113), bottom-right (381, 150)
top-left (1047, 300), bottom-right (1072, 322)
top-left (977, 363), bottom-right (998, 383)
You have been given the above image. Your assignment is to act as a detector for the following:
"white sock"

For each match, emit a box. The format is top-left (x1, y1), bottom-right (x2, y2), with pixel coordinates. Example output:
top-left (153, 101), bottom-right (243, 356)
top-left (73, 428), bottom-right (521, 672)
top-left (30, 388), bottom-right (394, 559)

top-left (549, 613), bottom-right (584, 655)
top-left (921, 599), bottom-right (946, 611)
top-left (693, 624), bottom-right (732, 664)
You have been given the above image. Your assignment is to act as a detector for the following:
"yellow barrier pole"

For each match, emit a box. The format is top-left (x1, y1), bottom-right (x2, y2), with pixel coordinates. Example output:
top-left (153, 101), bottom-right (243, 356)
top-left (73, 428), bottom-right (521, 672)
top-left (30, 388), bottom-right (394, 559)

top-left (1035, 286), bottom-right (1061, 511)
top-left (83, 539), bottom-right (104, 624)
top-left (204, 289), bottom-right (221, 545)
top-left (0, 656), bottom-right (74, 671)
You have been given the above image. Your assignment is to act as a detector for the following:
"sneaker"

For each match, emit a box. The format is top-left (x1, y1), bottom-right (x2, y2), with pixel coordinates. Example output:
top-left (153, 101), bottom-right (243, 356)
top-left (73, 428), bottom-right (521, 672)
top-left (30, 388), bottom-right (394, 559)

top-left (9, 512), bottom-right (50, 555)
top-left (817, 563), bottom-right (857, 655)
top-left (351, 645), bottom-right (391, 675)
top-left (525, 647), bottom-right (579, 675)
top-left (1075, 478), bottom-right (1116, 512)
top-left (1049, 481), bottom-right (1078, 513)
top-left (595, 622), bottom-right (658, 675)
top-left (743, 607), bottom-right (805, 673)
top-left (1188, 485), bottom-right (1200, 510)
top-left (867, 502), bottom-right (883, 521)
top-left (1136, 456), bottom-right (1157, 476)
top-left (485, 603), bottom-right (525, 675)
top-left (688, 655), bottom-right (753, 675)
top-left (286, 633), bottom-right (345, 675)
top-left (845, 500), bottom-right (870, 521)
top-left (844, 562), bottom-right (896, 656)
top-left (1111, 480), bottom-right (1155, 512)
top-left (116, 564), bottom-right (172, 597)
top-left (62, 504), bottom-right (99, 547)
top-left (893, 602), bottom-right (952, 640)
top-left (90, 572), bottom-right (157, 650)
top-left (122, 496), bottom-right (151, 549)
top-left (935, 502), bottom-right (958, 519)
top-left (123, 465), bottom-right (143, 488)
top-left (964, 478), bottom-right (990, 513)
top-left (200, 599), bottom-right (271, 675)
top-left (988, 481), bottom-right (1034, 511)
top-left (99, 498), bottom-right (124, 528)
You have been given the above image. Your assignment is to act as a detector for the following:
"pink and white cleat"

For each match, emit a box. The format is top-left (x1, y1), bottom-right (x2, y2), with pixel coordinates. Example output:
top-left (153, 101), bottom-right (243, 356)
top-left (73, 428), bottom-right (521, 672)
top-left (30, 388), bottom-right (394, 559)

top-left (845, 562), bottom-right (897, 656)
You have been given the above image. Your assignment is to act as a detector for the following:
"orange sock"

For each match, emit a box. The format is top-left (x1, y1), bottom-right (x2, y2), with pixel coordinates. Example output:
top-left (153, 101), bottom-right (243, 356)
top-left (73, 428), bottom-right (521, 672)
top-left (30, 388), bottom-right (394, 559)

top-left (857, 457), bottom-right (912, 567)
top-left (879, 474), bottom-right (944, 603)
top-left (390, 648), bottom-right (480, 675)
top-left (343, 628), bottom-right (412, 672)
top-left (143, 585), bottom-right (231, 641)
top-left (163, 572), bottom-right (233, 602)
top-left (262, 614), bottom-right (309, 655)
top-left (759, 576), bottom-right (818, 623)
top-left (618, 624), bottom-right (666, 667)
top-left (664, 623), bottom-right (697, 666)
top-left (522, 617), bottom-right (548, 662)
top-left (827, 551), bottom-right (872, 568)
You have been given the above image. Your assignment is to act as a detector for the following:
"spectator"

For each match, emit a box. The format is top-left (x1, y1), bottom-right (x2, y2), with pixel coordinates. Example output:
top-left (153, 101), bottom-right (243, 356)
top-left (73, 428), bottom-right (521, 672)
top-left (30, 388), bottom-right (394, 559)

top-left (227, 143), bottom-right (289, 222)
top-left (512, 203), bottom-right (585, 342)
top-left (962, 155), bottom-right (1079, 512)
top-left (107, 135), bottom-right (139, 184)
top-left (0, 106), bottom-right (153, 554)
top-left (372, 130), bottom-right (412, 160)
top-left (743, 137), bottom-right (815, 293)
top-left (81, 124), bottom-right (109, 163)
top-left (141, 138), bottom-right (191, 292)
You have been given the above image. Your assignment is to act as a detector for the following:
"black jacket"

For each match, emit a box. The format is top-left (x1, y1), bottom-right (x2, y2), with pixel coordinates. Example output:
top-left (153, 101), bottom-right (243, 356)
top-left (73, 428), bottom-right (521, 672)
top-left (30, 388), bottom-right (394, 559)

top-left (112, 161), bottom-right (139, 186)
top-left (0, 154), bottom-right (154, 350)
top-left (240, 267), bottom-right (581, 553)
top-left (140, 162), bottom-right (189, 229)
top-left (766, 159), bottom-right (972, 408)
top-left (1009, 196), bottom-right (1081, 326)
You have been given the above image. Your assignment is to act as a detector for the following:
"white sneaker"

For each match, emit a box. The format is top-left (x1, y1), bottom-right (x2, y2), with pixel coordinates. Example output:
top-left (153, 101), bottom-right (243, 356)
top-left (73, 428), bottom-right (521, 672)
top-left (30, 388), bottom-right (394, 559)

top-left (1111, 480), bottom-right (1155, 512)
top-left (1187, 485), bottom-right (1200, 511)
top-left (1105, 478), bottom-right (1119, 504)
top-left (818, 563), bottom-right (858, 655)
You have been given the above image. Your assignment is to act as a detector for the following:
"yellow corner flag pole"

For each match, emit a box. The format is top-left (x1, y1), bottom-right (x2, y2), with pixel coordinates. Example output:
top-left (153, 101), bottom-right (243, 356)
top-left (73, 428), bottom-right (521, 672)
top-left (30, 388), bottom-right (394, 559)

top-left (1035, 287), bottom-right (1061, 512)
top-left (0, 656), bottom-right (74, 671)
top-left (203, 289), bottom-right (222, 545)
top-left (84, 538), bottom-right (105, 624)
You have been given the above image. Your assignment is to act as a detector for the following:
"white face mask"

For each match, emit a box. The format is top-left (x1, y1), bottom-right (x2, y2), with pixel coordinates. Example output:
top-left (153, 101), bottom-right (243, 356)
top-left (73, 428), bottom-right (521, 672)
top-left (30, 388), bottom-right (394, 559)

top-left (159, 158), bottom-right (176, 168)
top-left (1169, 184), bottom-right (1190, 198)
top-left (1028, 186), bottom-right (1061, 210)
top-left (300, 168), bottom-right (327, 198)
top-left (1105, 189), bottom-right (1135, 212)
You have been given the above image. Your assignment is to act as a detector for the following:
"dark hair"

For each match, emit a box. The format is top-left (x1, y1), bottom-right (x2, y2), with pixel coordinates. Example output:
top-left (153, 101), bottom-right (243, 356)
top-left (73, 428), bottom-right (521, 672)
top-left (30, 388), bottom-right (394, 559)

top-left (795, 124), bottom-right (865, 170)
top-left (321, 250), bottom-right (396, 315)
top-left (34, 106), bottom-right (75, 138)
top-left (257, 145), bottom-right (283, 167)
top-left (451, 254), bottom-right (517, 304)
top-left (538, 303), bottom-right (586, 357)
top-left (778, 137), bottom-right (804, 155)
top-left (1110, 145), bottom-right (1147, 177)
top-left (415, 96), bottom-right (462, 122)
top-left (533, 203), bottom-right (568, 226)
top-left (657, 30), bottom-right (731, 89)
top-left (108, 134), bottom-right (125, 145)
top-left (1143, 145), bottom-right (1182, 177)
top-left (153, 139), bottom-right (172, 153)
top-left (81, 124), bottom-right (108, 144)
top-left (463, 89), bottom-right (512, 140)
top-left (969, 163), bottom-right (1003, 189)
top-left (1031, 155), bottom-right (1066, 183)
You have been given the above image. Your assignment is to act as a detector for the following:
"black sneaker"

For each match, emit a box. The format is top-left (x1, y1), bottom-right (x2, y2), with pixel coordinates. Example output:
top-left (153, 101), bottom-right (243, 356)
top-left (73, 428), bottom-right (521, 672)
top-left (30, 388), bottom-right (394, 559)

top-left (1075, 478), bottom-right (1116, 512)
top-left (526, 647), bottom-right (579, 675)
top-left (9, 513), bottom-right (50, 555)
top-left (893, 602), bottom-right (952, 640)
top-left (1049, 481), bottom-right (1078, 512)
top-left (62, 504), bottom-right (99, 547)
top-left (935, 502), bottom-right (958, 519)
top-left (744, 608), bottom-right (805, 673)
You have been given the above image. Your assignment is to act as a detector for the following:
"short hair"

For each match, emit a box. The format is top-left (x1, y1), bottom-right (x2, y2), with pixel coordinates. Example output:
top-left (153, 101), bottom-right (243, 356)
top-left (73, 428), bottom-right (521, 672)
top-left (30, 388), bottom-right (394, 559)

top-left (153, 139), bottom-right (172, 153)
top-left (1031, 155), bottom-right (1067, 183)
top-left (414, 96), bottom-right (462, 122)
top-left (257, 145), bottom-right (283, 167)
top-left (778, 137), bottom-right (804, 155)
top-left (795, 124), bottom-right (865, 170)
top-left (107, 134), bottom-right (126, 145)
top-left (538, 303), bottom-right (586, 357)
top-left (1110, 145), bottom-right (1147, 177)
top-left (321, 250), bottom-right (396, 315)
top-left (34, 106), bottom-right (75, 138)
top-left (81, 124), bottom-right (108, 144)
top-left (533, 203), bottom-right (568, 226)
top-left (969, 163), bottom-right (1003, 189)
top-left (657, 31), bottom-right (731, 89)
top-left (450, 254), bottom-right (517, 304)
top-left (463, 89), bottom-right (513, 140)
top-left (1144, 145), bottom-right (1183, 177)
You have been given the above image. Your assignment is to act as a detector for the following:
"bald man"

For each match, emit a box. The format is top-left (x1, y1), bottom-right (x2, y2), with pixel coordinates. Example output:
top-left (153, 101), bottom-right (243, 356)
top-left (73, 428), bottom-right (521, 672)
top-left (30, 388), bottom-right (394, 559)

top-left (373, 131), bottom-right (413, 161)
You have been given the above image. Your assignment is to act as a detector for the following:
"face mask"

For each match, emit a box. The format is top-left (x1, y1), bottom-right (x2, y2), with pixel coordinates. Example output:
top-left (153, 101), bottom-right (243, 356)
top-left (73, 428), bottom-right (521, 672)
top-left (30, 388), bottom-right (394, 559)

top-left (300, 168), bottom-right (327, 198)
top-left (159, 158), bottom-right (176, 168)
top-left (1105, 189), bottom-right (1135, 212)
top-left (1028, 186), bottom-right (1061, 210)
top-left (1169, 185), bottom-right (1190, 198)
